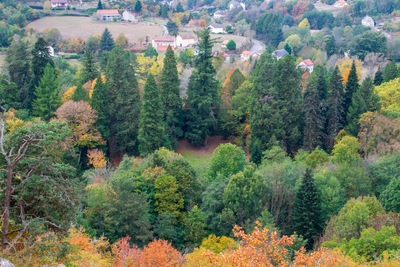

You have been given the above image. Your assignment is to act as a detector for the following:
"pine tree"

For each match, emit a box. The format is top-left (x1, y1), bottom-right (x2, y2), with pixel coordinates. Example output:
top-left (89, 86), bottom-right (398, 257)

top-left (176, 2), bottom-right (184, 12)
top-left (345, 88), bottom-right (367, 136)
top-left (27, 37), bottom-right (54, 109)
top-left (250, 140), bottom-right (262, 165)
top-left (32, 64), bottom-right (60, 121)
top-left (160, 46), bottom-right (182, 148)
top-left (359, 77), bottom-right (381, 112)
top-left (0, 77), bottom-right (20, 110)
top-left (97, 0), bottom-right (103, 10)
top-left (383, 61), bottom-right (398, 82)
top-left (344, 61), bottom-right (359, 120)
top-left (106, 47), bottom-right (140, 155)
top-left (80, 47), bottom-right (99, 84)
top-left (138, 74), bottom-right (166, 156)
top-left (90, 75), bottom-right (110, 140)
top-left (284, 43), bottom-right (292, 55)
top-left (325, 35), bottom-right (336, 57)
top-left (71, 83), bottom-right (89, 102)
top-left (326, 66), bottom-right (345, 149)
top-left (374, 68), bottom-right (384, 86)
top-left (291, 170), bottom-right (323, 250)
top-left (185, 28), bottom-right (220, 145)
top-left (99, 28), bottom-right (115, 55)
top-left (5, 37), bottom-right (30, 106)
top-left (135, 0), bottom-right (142, 12)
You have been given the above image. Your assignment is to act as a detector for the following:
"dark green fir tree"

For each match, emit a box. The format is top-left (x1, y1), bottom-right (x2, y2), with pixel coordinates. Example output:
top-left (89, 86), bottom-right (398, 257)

top-left (99, 28), bottom-right (115, 55)
top-left (345, 88), bottom-right (367, 136)
top-left (359, 77), bottom-right (381, 112)
top-left (325, 35), bottom-right (336, 57)
top-left (138, 74), bottom-right (166, 156)
top-left (97, 0), bottom-right (103, 10)
top-left (185, 28), bottom-right (220, 145)
top-left (80, 47), bottom-right (99, 84)
top-left (90, 76), bottom-right (110, 140)
top-left (160, 46), bottom-right (183, 148)
top-left (383, 61), bottom-right (398, 82)
top-left (374, 68), bottom-right (383, 86)
top-left (344, 61), bottom-right (359, 120)
top-left (32, 64), bottom-right (60, 121)
top-left (291, 170), bottom-right (323, 250)
top-left (135, 0), bottom-right (142, 12)
top-left (250, 140), bottom-right (262, 165)
top-left (71, 83), bottom-right (89, 102)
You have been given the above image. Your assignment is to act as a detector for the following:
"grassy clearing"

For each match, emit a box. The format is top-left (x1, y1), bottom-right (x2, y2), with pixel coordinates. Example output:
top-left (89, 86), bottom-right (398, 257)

top-left (179, 149), bottom-right (212, 178)
top-left (26, 16), bottom-right (164, 44)
top-left (0, 53), bottom-right (6, 73)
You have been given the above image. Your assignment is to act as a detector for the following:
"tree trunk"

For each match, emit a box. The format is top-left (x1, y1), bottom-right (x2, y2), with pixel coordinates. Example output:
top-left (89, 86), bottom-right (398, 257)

top-left (1, 166), bottom-right (13, 250)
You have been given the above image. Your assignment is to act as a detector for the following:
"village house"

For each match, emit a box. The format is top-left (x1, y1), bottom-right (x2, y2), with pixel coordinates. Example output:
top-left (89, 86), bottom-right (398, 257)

top-left (209, 23), bottom-right (225, 34)
top-left (152, 36), bottom-right (176, 49)
top-left (156, 45), bottom-right (174, 53)
top-left (176, 34), bottom-right (196, 48)
top-left (273, 49), bottom-right (289, 60)
top-left (333, 0), bottom-right (349, 8)
top-left (122, 10), bottom-right (137, 22)
top-left (297, 59), bottom-right (314, 73)
top-left (51, 0), bottom-right (68, 9)
top-left (229, 1), bottom-right (245, 11)
top-left (240, 50), bottom-right (257, 61)
top-left (96, 9), bottom-right (121, 22)
top-left (47, 46), bottom-right (55, 57)
top-left (213, 10), bottom-right (228, 19)
top-left (362, 15), bottom-right (375, 28)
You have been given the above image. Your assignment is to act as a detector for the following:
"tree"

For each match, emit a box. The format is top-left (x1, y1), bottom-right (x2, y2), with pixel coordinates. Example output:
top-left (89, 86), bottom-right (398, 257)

top-left (90, 76), bottom-right (110, 140)
top-left (298, 18), bottom-right (311, 28)
top-left (166, 21), bottom-right (179, 36)
top-left (346, 88), bottom-right (367, 136)
top-left (0, 77), bottom-right (20, 110)
top-left (80, 47), bottom-right (99, 84)
top-left (32, 64), bottom-right (60, 121)
top-left (71, 83), bottom-right (89, 102)
top-left (5, 37), bottom-right (30, 105)
top-left (27, 37), bottom-right (54, 109)
top-left (115, 33), bottom-right (129, 49)
top-left (380, 178), bottom-right (400, 213)
top-left (176, 2), bottom-right (184, 12)
top-left (160, 46), bottom-right (182, 148)
top-left (359, 77), bottom-right (381, 112)
top-left (99, 28), bottom-right (115, 55)
top-left (325, 35), bottom-right (336, 57)
top-left (374, 68), bottom-right (383, 85)
top-left (331, 135), bottom-right (360, 164)
top-left (344, 61), bottom-right (359, 120)
top-left (183, 205), bottom-right (207, 246)
top-left (326, 66), bottom-right (345, 149)
top-left (185, 28), bottom-right (220, 145)
top-left (256, 13), bottom-right (283, 47)
top-left (106, 47), bottom-right (140, 154)
top-left (350, 31), bottom-right (387, 60)
top-left (292, 170), bottom-right (323, 250)
top-left (226, 40), bottom-right (236, 51)
top-left (97, 0), bottom-right (103, 10)
top-left (138, 74), bottom-right (166, 156)
top-left (0, 118), bottom-right (78, 251)
top-left (374, 78), bottom-right (400, 114)
top-left (144, 43), bottom-right (158, 58)
top-left (383, 61), bottom-right (398, 82)
top-left (284, 43), bottom-right (292, 55)
top-left (135, 0), bottom-right (142, 12)
top-left (154, 174), bottom-right (184, 220)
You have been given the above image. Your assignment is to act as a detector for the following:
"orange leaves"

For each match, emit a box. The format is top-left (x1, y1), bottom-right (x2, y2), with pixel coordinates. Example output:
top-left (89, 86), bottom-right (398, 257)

top-left (112, 236), bottom-right (140, 267)
top-left (87, 149), bottom-right (107, 169)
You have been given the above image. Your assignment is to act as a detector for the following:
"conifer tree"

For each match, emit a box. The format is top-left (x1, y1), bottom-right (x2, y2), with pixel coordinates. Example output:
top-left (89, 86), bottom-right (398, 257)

top-left (32, 64), bottom-right (60, 121)
top-left (383, 61), bottom-right (398, 82)
top-left (97, 0), bottom-right (103, 10)
top-left (138, 74), bottom-right (166, 156)
top-left (326, 66), bottom-right (345, 149)
top-left (135, 0), bottom-right (142, 12)
top-left (0, 77), bottom-right (20, 110)
top-left (106, 47), bottom-right (140, 154)
top-left (250, 140), bottom-right (262, 165)
top-left (90, 75), bottom-right (110, 140)
top-left (27, 37), bottom-right (54, 109)
top-left (284, 43), bottom-right (292, 55)
top-left (344, 61), bottom-right (359, 120)
top-left (291, 170), bottom-right (323, 250)
top-left (359, 77), bottom-right (381, 112)
top-left (185, 28), bottom-right (220, 145)
top-left (80, 47), bottom-right (99, 84)
top-left (99, 28), bottom-right (115, 55)
top-left (345, 88), bottom-right (367, 136)
top-left (160, 46), bottom-right (182, 148)
top-left (71, 83), bottom-right (89, 102)
top-left (374, 68), bottom-right (383, 86)
top-left (325, 35), bottom-right (336, 57)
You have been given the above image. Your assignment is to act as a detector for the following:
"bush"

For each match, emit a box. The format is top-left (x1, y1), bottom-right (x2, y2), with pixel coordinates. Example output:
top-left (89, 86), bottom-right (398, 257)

top-left (226, 40), bottom-right (236, 51)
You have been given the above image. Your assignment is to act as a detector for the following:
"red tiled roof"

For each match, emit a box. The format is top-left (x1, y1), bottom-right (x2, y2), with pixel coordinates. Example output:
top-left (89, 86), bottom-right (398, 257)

top-left (302, 59), bottom-right (314, 66)
top-left (157, 46), bottom-right (174, 52)
top-left (153, 36), bottom-right (175, 42)
top-left (241, 50), bottom-right (255, 56)
top-left (97, 9), bottom-right (120, 15)
top-left (180, 34), bottom-right (195, 40)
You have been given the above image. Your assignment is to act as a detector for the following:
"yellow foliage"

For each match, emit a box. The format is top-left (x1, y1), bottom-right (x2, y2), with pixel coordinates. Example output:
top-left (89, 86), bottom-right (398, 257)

top-left (90, 74), bottom-right (106, 98)
top-left (87, 149), bottom-right (107, 169)
top-left (172, 12), bottom-right (185, 26)
top-left (200, 234), bottom-right (236, 253)
top-left (337, 58), bottom-right (362, 83)
top-left (374, 78), bottom-right (400, 113)
top-left (63, 86), bottom-right (77, 102)
top-left (136, 54), bottom-right (164, 85)
top-left (298, 18), bottom-right (310, 28)
top-left (3, 108), bottom-right (24, 133)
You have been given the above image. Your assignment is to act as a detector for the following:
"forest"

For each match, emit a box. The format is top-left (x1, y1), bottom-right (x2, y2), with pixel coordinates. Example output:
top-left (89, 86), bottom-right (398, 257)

top-left (1, 0), bottom-right (400, 266)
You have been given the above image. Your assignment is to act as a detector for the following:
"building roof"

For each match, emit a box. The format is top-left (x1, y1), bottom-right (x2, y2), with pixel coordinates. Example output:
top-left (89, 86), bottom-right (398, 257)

top-left (301, 59), bottom-right (314, 66)
top-left (241, 50), bottom-right (256, 56)
top-left (51, 0), bottom-right (68, 3)
top-left (180, 34), bottom-right (195, 40)
top-left (157, 46), bottom-right (174, 52)
top-left (97, 9), bottom-right (120, 15)
top-left (333, 0), bottom-right (348, 8)
top-left (153, 36), bottom-right (175, 42)
top-left (210, 23), bottom-right (224, 29)
top-left (274, 49), bottom-right (289, 58)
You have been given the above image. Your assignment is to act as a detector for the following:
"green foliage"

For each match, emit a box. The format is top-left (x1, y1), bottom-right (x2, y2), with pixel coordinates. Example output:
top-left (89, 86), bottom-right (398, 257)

top-left (380, 177), bottom-right (400, 213)
top-left (344, 61), bottom-right (359, 120)
top-left (90, 76), bottom-right (110, 140)
top-left (185, 28), bottom-right (220, 145)
top-left (97, 0), bottom-right (103, 10)
top-left (374, 69), bottom-right (384, 86)
top-left (207, 143), bottom-right (246, 181)
top-left (256, 12), bottom-right (283, 47)
top-left (383, 61), bottom-right (398, 83)
top-left (369, 152), bottom-right (400, 197)
top-left (292, 170), bottom-right (323, 250)
top-left (32, 64), bottom-right (60, 121)
top-left (138, 74), bottom-right (167, 156)
top-left (346, 85), bottom-right (367, 136)
top-left (71, 84), bottom-right (89, 102)
top-left (183, 205), bottom-right (207, 246)
top-left (144, 44), bottom-right (158, 58)
top-left (333, 163), bottom-right (372, 198)
top-left (226, 40), bottom-right (236, 51)
top-left (135, 0), bottom-right (142, 12)
top-left (0, 77), bottom-right (20, 110)
top-left (80, 48), bottom-right (99, 84)
top-left (350, 31), bottom-right (387, 60)
top-left (331, 136), bottom-right (361, 164)
top-left (154, 174), bottom-right (184, 219)
top-left (325, 35), bottom-right (336, 57)
top-left (99, 28), bottom-right (115, 55)
top-left (166, 21), bottom-right (179, 36)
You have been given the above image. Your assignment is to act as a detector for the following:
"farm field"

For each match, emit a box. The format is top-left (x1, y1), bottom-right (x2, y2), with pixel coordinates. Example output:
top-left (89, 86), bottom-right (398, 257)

top-left (26, 16), bottom-right (165, 44)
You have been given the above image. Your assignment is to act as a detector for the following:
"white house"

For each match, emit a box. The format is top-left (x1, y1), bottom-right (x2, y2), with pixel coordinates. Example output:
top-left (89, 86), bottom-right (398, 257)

top-left (51, 0), bottom-right (68, 9)
top-left (362, 15), bottom-right (375, 28)
top-left (297, 59), bottom-right (314, 73)
top-left (213, 10), bottom-right (228, 19)
top-left (122, 11), bottom-right (137, 22)
top-left (176, 34), bottom-right (197, 48)
top-left (96, 9), bottom-right (121, 22)
top-left (333, 0), bottom-right (349, 8)
top-left (152, 35), bottom-right (176, 49)
top-left (47, 46), bottom-right (55, 57)
top-left (240, 50), bottom-right (257, 61)
top-left (209, 23), bottom-right (225, 34)
top-left (229, 1), bottom-right (245, 11)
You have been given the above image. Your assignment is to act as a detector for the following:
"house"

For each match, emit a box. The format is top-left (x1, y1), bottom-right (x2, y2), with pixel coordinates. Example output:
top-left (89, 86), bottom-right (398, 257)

top-left (213, 10), bottom-right (228, 19)
top-left (209, 23), bottom-right (225, 34)
top-left (47, 46), bottom-right (55, 57)
top-left (240, 50), bottom-right (257, 61)
top-left (122, 10), bottom-right (137, 22)
top-left (157, 45), bottom-right (174, 53)
top-left (152, 36), bottom-right (176, 49)
top-left (297, 59), bottom-right (314, 73)
top-left (362, 15), bottom-right (375, 28)
top-left (51, 0), bottom-right (68, 9)
top-left (176, 34), bottom-right (197, 48)
top-left (229, 1), bottom-right (245, 11)
top-left (333, 0), bottom-right (348, 8)
top-left (273, 49), bottom-right (289, 60)
top-left (97, 9), bottom-right (121, 22)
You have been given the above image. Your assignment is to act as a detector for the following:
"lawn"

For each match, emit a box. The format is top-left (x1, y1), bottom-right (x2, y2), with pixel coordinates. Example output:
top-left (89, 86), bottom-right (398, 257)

top-left (0, 53), bottom-right (5, 73)
top-left (26, 16), bottom-right (164, 44)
